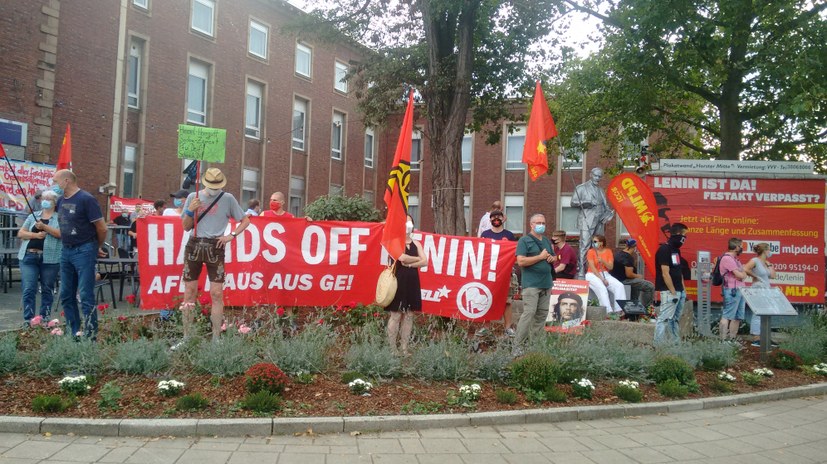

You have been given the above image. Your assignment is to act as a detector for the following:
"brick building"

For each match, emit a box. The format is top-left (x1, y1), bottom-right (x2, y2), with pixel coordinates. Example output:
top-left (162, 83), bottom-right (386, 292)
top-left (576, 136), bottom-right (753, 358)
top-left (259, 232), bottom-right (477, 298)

top-left (0, 0), bottom-right (631, 242)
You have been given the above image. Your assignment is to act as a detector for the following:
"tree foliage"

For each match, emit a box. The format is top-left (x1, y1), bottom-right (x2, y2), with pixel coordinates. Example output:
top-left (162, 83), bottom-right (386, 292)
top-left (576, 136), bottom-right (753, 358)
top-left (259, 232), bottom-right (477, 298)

top-left (553, 0), bottom-right (827, 170)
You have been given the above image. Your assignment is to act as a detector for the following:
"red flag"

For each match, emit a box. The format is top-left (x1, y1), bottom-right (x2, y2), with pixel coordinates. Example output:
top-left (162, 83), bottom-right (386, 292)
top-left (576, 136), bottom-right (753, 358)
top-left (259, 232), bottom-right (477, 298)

top-left (607, 173), bottom-right (659, 274)
top-left (381, 91), bottom-right (415, 260)
top-left (57, 123), bottom-right (72, 170)
top-left (522, 81), bottom-right (558, 181)
top-left (0, 143), bottom-right (6, 159)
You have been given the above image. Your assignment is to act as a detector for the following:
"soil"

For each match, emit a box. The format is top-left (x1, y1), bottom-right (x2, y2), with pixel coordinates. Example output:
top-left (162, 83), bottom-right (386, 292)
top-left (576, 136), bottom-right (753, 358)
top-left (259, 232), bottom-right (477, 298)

top-left (0, 312), bottom-right (822, 419)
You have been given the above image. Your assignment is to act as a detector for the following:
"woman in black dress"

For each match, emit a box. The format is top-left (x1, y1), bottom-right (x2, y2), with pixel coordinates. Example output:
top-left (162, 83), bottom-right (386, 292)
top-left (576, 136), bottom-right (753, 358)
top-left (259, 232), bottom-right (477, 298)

top-left (387, 214), bottom-right (428, 355)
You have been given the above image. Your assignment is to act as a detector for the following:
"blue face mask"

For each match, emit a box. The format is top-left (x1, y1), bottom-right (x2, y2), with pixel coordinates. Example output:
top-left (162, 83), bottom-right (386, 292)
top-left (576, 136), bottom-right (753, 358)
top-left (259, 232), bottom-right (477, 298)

top-left (40, 200), bottom-right (53, 210)
top-left (533, 224), bottom-right (546, 234)
top-left (51, 184), bottom-right (64, 196)
top-left (173, 198), bottom-right (183, 207)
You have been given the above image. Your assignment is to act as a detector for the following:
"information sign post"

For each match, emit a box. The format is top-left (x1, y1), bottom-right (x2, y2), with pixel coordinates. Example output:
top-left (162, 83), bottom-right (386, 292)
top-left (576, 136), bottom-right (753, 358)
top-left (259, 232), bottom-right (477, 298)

top-left (696, 251), bottom-right (712, 337)
top-left (740, 287), bottom-right (798, 361)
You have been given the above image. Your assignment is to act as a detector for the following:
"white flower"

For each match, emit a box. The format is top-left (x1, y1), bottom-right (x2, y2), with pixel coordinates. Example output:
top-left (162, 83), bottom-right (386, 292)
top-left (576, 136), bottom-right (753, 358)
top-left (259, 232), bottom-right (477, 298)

top-left (348, 379), bottom-right (373, 393)
top-left (717, 371), bottom-right (736, 382)
top-left (157, 379), bottom-right (185, 395)
top-left (573, 378), bottom-right (595, 390)
top-left (753, 368), bottom-right (774, 377)
top-left (813, 363), bottom-right (827, 375)
top-left (618, 379), bottom-right (639, 389)
top-left (459, 383), bottom-right (482, 400)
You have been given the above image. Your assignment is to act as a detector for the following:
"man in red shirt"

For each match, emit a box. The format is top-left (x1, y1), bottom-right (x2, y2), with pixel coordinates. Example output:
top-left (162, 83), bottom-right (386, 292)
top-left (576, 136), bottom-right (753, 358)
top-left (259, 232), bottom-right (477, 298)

top-left (260, 192), bottom-right (294, 218)
top-left (551, 230), bottom-right (577, 279)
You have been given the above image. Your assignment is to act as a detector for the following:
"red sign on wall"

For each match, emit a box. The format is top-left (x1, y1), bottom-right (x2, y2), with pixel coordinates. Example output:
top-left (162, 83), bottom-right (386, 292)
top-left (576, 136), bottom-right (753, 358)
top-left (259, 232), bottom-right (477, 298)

top-left (647, 176), bottom-right (825, 303)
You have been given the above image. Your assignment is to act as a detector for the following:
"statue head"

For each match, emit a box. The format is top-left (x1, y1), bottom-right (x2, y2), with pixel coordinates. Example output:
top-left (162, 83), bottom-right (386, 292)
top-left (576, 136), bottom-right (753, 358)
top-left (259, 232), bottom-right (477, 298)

top-left (590, 167), bottom-right (603, 185)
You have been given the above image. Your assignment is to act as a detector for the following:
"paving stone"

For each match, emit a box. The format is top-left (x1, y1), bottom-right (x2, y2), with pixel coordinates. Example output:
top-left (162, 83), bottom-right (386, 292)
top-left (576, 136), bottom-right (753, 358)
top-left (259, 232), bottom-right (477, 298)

top-left (649, 444), bottom-right (707, 461)
top-left (501, 453), bottom-right (553, 464)
top-left (545, 451), bottom-right (597, 464)
top-left (617, 446), bottom-right (674, 464)
top-left (455, 426), bottom-right (501, 438)
top-left (189, 440), bottom-right (242, 451)
top-left (227, 451), bottom-right (278, 464)
top-left (324, 455), bottom-right (373, 464)
top-left (397, 438), bottom-right (426, 454)
top-left (0, 433), bottom-right (29, 448)
top-left (417, 438), bottom-right (467, 454)
top-left (458, 454), bottom-right (508, 464)
top-left (580, 449), bottom-right (639, 464)
top-left (458, 438), bottom-right (508, 454)
top-left (277, 453), bottom-right (326, 464)
top-left (283, 444), bottom-right (331, 454)
top-left (416, 454), bottom-right (464, 464)
top-left (2, 439), bottom-right (68, 460)
top-left (498, 437), bottom-right (550, 453)
top-left (368, 454), bottom-right (418, 464)
top-left (98, 446), bottom-right (139, 463)
top-left (48, 443), bottom-right (113, 462)
top-left (175, 449), bottom-right (233, 464)
top-left (357, 438), bottom-right (404, 454)
top-left (124, 447), bottom-right (185, 464)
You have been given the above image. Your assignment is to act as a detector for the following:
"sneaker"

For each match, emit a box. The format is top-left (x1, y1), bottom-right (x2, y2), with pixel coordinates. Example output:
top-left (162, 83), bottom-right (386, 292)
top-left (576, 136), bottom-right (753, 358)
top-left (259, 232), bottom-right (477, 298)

top-left (170, 339), bottom-right (187, 352)
top-left (504, 328), bottom-right (516, 337)
top-left (751, 340), bottom-right (761, 347)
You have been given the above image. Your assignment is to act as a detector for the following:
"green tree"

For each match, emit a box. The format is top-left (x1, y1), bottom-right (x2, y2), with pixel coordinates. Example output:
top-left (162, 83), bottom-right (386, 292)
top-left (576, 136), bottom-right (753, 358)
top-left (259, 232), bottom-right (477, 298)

top-left (301, 0), bottom-right (562, 234)
top-left (553, 0), bottom-right (826, 170)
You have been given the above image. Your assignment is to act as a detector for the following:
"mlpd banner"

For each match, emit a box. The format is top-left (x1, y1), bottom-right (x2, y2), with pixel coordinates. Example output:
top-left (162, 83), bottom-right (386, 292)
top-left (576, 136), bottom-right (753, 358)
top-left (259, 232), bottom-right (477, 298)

top-left (136, 217), bottom-right (517, 321)
top-left (648, 176), bottom-right (825, 303)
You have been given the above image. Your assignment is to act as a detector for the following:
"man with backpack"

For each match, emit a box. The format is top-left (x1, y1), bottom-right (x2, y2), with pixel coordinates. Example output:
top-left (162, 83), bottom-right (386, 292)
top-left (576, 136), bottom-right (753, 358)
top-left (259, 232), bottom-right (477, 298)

top-left (718, 237), bottom-right (748, 342)
top-left (654, 223), bottom-right (688, 345)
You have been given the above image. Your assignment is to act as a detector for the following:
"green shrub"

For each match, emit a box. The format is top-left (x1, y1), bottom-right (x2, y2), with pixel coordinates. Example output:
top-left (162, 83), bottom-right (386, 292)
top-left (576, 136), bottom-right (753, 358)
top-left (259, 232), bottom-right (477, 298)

top-left (341, 371), bottom-right (362, 384)
top-left (345, 339), bottom-right (402, 378)
top-left (264, 323), bottom-right (334, 374)
top-left (0, 335), bottom-right (20, 374)
top-left (176, 393), bottom-right (209, 411)
top-left (660, 339), bottom-right (738, 370)
top-left (32, 394), bottom-right (73, 413)
top-left (192, 335), bottom-right (257, 377)
top-left (245, 363), bottom-right (289, 395)
top-left (543, 385), bottom-right (568, 402)
top-left (547, 328), bottom-right (654, 379)
top-left (614, 383), bottom-right (643, 403)
top-left (473, 345), bottom-right (513, 382)
top-left (303, 194), bottom-right (381, 221)
top-left (38, 336), bottom-right (101, 375)
top-left (768, 349), bottom-right (803, 370)
top-left (410, 338), bottom-right (472, 381)
top-left (709, 379), bottom-right (734, 393)
top-left (292, 371), bottom-right (314, 384)
top-left (58, 375), bottom-right (92, 395)
top-left (779, 320), bottom-right (827, 364)
top-left (657, 379), bottom-right (689, 398)
top-left (111, 338), bottom-right (170, 374)
top-left (742, 372), bottom-right (763, 386)
top-left (98, 381), bottom-right (122, 410)
top-left (571, 378), bottom-right (595, 399)
top-left (494, 388), bottom-right (518, 404)
top-left (400, 400), bottom-right (442, 415)
top-left (510, 352), bottom-right (558, 391)
top-left (648, 356), bottom-right (696, 386)
top-left (523, 388), bottom-right (546, 403)
top-left (241, 391), bottom-right (282, 413)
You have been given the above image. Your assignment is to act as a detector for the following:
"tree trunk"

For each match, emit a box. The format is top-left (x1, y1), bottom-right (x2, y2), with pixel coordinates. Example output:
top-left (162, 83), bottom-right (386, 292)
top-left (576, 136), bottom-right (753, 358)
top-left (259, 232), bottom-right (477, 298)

top-left (420, 0), bottom-right (478, 235)
top-left (718, 98), bottom-right (742, 160)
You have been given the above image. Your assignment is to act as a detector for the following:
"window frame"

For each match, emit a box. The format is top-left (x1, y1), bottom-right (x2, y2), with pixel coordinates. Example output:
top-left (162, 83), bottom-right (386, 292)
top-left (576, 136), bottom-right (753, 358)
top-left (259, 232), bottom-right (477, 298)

top-left (364, 128), bottom-right (375, 168)
top-left (132, 0), bottom-right (149, 10)
top-left (461, 132), bottom-right (473, 171)
top-left (245, 80), bottom-right (263, 139)
top-left (505, 124), bottom-right (526, 170)
top-left (408, 194), bottom-right (420, 225)
top-left (504, 194), bottom-right (525, 234)
top-left (292, 97), bottom-right (307, 151)
top-left (289, 176), bottom-right (305, 217)
top-left (248, 19), bottom-right (268, 60)
top-left (242, 168), bottom-right (259, 204)
top-left (295, 43), bottom-right (312, 78)
top-left (410, 128), bottom-right (422, 171)
top-left (334, 61), bottom-right (348, 93)
top-left (122, 145), bottom-right (137, 198)
top-left (186, 59), bottom-right (209, 125)
top-left (127, 41), bottom-right (142, 109)
top-left (559, 194), bottom-right (579, 235)
top-left (562, 132), bottom-right (585, 170)
top-left (331, 111), bottom-right (344, 160)
top-left (191, 0), bottom-right (215, 37)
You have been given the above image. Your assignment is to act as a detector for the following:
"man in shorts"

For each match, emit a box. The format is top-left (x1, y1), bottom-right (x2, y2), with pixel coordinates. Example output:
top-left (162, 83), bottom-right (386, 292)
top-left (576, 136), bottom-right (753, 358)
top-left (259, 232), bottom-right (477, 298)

top-left (180, 168), bottom-right (250, 342)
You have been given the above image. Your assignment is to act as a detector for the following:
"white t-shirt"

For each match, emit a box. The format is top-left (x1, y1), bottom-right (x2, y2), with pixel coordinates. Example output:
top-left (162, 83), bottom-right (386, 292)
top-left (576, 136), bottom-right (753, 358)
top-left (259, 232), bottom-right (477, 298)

top-left (162, 208), bottom-right (180, 216)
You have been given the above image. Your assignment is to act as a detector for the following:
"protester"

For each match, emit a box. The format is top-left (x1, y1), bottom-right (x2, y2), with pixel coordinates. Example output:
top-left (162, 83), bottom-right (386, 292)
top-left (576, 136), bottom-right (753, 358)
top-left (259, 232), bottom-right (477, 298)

top-left (245, 199), bottom-right (261, 217)
top-left (480, 209), bottom-right (517, 336)
top-left (53, 169), bottom-right (108, 339)
top-left (584, 234), bottom-right (624, 313)
top-left (514, 213), bottom-right (555, 355)
top-left (386, 214), bottom-right (428, 355)
top-left (153, 199), bottom-right (166, 216)
top-left (476, 200), bottom-right (501, 237)
top-left (744, 242), bottom-right (777, 347)
top-left (610, 238), bottom-right (654, 307)
top-left (261, 191), bottom-right (294, 218)
top-left (571, 167), bottom-right (614, 277)
top-left (551, 230), bottom-right (577, 279)
top-left (178, 168), bottom-right (250, 344)
top-left (654, 223), bottom-right (688, 345)
top-left (164, 190), bottom-right (189, 216)
top-left (17, 190), bottom-right (62, 326)
top-left (719, 237), bottom-right (748, 342)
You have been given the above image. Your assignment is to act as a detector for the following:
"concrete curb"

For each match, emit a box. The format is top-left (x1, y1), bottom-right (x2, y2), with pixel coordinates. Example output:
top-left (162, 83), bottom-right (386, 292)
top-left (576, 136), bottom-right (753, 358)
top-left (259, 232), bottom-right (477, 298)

top-left (1, 383), bottom-right (825, 437)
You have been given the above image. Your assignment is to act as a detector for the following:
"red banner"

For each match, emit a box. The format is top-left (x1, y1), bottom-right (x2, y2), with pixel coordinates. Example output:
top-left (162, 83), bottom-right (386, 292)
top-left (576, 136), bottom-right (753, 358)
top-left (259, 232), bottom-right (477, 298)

top-left (136, 217), bottom-right (516, 321)
top-left (109, 196), bottom-right (153, 218)
top-left (648, 176), bottom-right (825, 303)
top-left (607, 173), bottom-right (659, 274)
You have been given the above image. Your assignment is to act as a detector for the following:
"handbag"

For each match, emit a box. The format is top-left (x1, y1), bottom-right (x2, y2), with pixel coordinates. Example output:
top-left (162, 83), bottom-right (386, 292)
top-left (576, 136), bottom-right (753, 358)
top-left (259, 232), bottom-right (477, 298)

top-left (374, 261), bottom-right (398, 308)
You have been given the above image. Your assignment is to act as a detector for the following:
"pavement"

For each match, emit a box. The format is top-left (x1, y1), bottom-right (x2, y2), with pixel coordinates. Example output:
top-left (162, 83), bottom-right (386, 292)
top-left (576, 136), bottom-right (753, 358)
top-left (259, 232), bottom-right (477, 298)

top-left (0, 394), bottom-right (825, 463)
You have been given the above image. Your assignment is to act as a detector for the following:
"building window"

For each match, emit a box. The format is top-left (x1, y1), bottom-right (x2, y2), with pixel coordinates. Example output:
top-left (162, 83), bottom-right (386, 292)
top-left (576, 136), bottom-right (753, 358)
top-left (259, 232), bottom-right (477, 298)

top-left (187, 60), bottom-right (209, 125)
top-left (504, 194), bottom-right (524, 234)
top-left (364, 128), bottom-right (375, 168)
top-left (122, 145), bottom-right (136, 198)
top-left (289, 176), bottom-right (305, 217)
top-left (560, 195), bottom-right (579, 235)
top-left (411, 129), bottom-right (422, 171)
top-left (127, 41), bottom-right (142, 109)
top-left (408, 194), bottom-right (420, 225)
top-left (464, 194), bottom-right (471, 234)
top-left (295, 43), bottom-right (311, 78)
top-left (248, 20), bottom-right (268, 59)
top-left (292, 98), bottom-right (307, 151)
top-left (245, 81), bottom-right (263, 139)
top-left (562, 132), bottom-right (585, 170)
top-left (331, 111), bottom-right (344, 160)
top-left (461, 133), bottom-right (472, 171)
top-left (191, 0), bottom-right (215, 37)
top-left (506, 124), bottom-right (526, 170)
top-left (133, 0), bottom-right (148, 10)
top-left (242, 168), bottom-right (259, 204)
top-left (363, 190), bottom-right (374, 206)
top-left (334, 61), bottom-right (348, 93)
top-left (329, 184), bottom-right (343, 196)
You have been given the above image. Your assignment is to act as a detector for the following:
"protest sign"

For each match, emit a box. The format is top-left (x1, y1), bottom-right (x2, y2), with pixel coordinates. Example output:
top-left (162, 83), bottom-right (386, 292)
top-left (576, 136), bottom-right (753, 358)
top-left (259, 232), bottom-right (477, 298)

top-left (0, 160), bottom-right (55, 212)
top-left (177, 125), bottom-right (226, 163)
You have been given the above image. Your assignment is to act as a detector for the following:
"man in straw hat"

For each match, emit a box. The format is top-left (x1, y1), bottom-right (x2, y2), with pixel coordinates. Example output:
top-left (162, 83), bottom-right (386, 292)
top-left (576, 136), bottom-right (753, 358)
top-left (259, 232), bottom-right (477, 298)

top-left (177, 167), bottom-right (250, 345)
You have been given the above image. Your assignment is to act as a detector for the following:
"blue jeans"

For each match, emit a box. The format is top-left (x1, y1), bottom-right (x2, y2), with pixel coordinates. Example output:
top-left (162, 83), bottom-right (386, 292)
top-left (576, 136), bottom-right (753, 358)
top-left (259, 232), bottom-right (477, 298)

top-left (722, 287), bottom-right (746, 320)
top-left (60, 241), bottom-right (98, 338)
top-left (654, 290), bottom-right (686, 345)
top-left (21, 252), bottom-right (59, 321)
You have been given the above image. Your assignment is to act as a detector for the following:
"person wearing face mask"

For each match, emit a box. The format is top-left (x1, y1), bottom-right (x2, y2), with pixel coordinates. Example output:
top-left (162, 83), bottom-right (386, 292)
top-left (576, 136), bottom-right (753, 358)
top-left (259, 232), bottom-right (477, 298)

top-left (164, 190), bottom-right (190, 216)
top-left (514, 213), bottom-right (556, 355)
top-left (480, 210), bottom-right (517, 336)
top-left (609, 238), bottom-right (655, 308)
top-left (550, 230), bottom-right (577, 279)
top-left (178, 168), bottom-right (250, 345)
top-left (744, 242), bottom-right (777, 347)
top-left (719, 237), bottom-right (748, 343)
top-left (17, 190), bottom-right (62, 327)
top-left (386, 214), bottom-right (428, 355)
top-left (654, 223), bottom-right (689, 345)
top-left (260, 191), bottom-right (294, 218)
top-left (584, 234), bottom-right (624, 313)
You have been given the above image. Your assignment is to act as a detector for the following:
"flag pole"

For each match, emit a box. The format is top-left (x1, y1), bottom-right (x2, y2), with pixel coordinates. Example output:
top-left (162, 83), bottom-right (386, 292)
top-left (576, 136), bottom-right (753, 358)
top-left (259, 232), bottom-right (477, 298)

top-left (0, 146), bottom-right (35, 215)
top-left (194, 160), bottom-right (200, 236)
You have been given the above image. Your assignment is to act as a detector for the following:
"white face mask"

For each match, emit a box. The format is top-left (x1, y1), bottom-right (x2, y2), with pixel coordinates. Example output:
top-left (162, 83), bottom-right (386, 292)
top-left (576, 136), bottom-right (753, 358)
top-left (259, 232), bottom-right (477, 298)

top-left (766, 251), bottom-right (772, 258)
top-left (206, 188), bottom-right (221, 196)
top-left (405, 221), bottom-right (414, 234)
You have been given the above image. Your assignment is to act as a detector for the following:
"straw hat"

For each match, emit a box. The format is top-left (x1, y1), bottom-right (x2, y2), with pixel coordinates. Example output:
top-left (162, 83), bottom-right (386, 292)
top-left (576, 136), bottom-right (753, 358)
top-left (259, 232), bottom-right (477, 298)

top-left (201, 168), bottom-right (227, 189)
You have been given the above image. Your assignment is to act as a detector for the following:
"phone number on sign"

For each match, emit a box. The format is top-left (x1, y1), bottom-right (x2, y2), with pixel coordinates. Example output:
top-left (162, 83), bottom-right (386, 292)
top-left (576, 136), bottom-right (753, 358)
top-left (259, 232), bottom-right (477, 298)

top-left (771, 263), bottom-right (820, 272)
